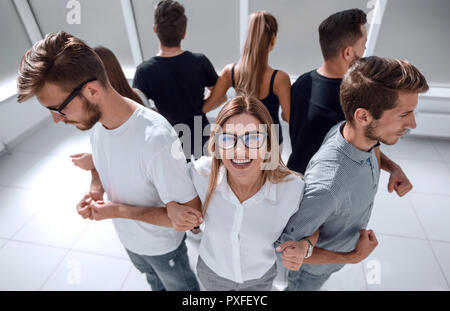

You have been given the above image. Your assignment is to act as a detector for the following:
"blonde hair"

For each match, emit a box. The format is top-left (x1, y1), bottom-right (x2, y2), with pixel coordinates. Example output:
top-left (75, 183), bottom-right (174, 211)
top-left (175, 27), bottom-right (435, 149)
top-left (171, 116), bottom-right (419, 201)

top-left (202, 95), bottom-right (295, 214)
top-left (234, 11), bottom-right (278, 98)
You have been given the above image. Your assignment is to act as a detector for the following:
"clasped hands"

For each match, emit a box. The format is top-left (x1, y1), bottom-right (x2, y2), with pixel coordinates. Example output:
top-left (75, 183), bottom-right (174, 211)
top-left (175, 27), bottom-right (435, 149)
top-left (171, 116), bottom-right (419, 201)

top-left (76, 191), bottom-right (118, 221)
top-left (75, 192), bottom-right (203, 232)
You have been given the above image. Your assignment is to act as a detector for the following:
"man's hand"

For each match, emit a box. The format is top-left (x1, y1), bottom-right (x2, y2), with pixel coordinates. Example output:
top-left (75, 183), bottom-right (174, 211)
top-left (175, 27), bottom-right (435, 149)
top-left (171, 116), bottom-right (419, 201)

top-left (70, 153), bottom-right (95, 171)
top-left (76, 192), bottom-right (93, 220)
top-left (349, 229), bottom-right (378, 264)
top-left (166, 202), bottom-right (203, 232)
top-left (89, 189), bottom-right (104, 202)
top-left (88, 200), bottom-right (120, 221)
top-left (388, 165), bottom-right (412, 197)
top-left (276, 240), bottom-right (308, 271)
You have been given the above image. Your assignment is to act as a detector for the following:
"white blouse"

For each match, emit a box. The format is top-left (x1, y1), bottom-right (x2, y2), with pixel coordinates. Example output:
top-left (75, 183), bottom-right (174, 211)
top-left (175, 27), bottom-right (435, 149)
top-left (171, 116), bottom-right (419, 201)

top-left (189, 156), bottom-right (305, 283)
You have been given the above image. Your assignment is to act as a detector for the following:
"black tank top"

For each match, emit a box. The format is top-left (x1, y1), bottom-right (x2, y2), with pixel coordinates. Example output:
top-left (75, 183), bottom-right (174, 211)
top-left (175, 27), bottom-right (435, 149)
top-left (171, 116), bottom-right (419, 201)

top-left (231, 65), bottom-right (283, 144)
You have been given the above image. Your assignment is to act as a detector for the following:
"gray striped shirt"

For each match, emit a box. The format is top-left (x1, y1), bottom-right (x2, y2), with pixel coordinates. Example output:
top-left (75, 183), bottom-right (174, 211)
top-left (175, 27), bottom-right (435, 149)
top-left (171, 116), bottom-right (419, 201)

top-left (277, 121), bottom-right (380, 276)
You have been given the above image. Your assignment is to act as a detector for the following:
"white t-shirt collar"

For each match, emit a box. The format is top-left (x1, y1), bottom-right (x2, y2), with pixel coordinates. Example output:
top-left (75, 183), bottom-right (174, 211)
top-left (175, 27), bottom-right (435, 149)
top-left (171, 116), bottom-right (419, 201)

top-left (98, 106), bottom-right (142, 135)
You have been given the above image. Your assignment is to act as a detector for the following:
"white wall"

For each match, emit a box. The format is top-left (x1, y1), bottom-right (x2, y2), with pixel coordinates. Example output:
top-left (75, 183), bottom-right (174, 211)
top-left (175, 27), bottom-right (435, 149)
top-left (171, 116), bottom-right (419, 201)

top-left (0, 96), bottom-right (50, 150)
top-left (0, 0), bottom-right (31, 86)
top-left (29, 0), bottom-right (136, 68)
top-left (374, 0), bottom-right (450, 86)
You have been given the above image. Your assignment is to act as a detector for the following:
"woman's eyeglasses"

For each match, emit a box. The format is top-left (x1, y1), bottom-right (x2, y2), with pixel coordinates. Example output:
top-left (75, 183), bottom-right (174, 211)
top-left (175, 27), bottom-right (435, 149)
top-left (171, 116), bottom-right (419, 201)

top-left (215, 131), bottom-right (267, 149)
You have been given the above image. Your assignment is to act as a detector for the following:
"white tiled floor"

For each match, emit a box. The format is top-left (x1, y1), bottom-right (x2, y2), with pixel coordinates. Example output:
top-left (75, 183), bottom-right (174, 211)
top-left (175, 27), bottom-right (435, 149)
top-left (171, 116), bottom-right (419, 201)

top-left (0, 119), bottom-right (449, 291)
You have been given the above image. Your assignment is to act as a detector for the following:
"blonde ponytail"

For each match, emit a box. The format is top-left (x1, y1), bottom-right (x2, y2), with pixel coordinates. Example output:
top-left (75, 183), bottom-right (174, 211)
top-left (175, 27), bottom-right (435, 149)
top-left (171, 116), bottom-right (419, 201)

top-left (234, 11), bottom-right (278, 97)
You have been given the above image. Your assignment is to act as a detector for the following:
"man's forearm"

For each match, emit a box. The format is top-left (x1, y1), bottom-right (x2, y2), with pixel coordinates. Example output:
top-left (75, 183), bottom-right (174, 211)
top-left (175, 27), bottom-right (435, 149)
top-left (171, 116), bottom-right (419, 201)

top-left (379, 150), bottom-right (399, 173)
top-left (303, 247), bottom-right (359, 265)
top-left (89, 169), bottom-right (104, 201)
top-left (116, 204), bottom-right (172, 227)
top-left (90, 169), bottom-right (104, 193)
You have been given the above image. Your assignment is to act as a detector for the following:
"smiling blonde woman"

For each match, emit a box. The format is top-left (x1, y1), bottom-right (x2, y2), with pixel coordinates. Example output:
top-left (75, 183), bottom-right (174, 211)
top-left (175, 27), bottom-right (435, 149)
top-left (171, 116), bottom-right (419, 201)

top-left (189, 96), bottom-right (317, 291)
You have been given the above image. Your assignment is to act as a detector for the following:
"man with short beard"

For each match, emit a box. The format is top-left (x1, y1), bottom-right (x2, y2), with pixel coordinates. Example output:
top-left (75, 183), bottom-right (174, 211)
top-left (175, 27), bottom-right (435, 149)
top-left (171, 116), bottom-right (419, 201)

top-left (17, 31), bottom-right (202, 291)
top-left (276, 56), bottom-right (429, 291)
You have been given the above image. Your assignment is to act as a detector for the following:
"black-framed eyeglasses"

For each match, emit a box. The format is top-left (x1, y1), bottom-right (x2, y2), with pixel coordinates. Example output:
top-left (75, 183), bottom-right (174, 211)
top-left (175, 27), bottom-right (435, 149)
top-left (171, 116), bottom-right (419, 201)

top-left (215, 131), bottom-right (267, 149)
top-left (47, 77), bottom-right (97, 116)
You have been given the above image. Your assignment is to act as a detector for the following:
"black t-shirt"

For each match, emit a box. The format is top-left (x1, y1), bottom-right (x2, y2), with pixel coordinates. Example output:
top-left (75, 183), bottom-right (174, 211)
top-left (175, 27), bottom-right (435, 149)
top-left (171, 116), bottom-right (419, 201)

top-left (133, 51), bottom-right (218, 159)
top-left (287, 70), bottom-right (344, 174)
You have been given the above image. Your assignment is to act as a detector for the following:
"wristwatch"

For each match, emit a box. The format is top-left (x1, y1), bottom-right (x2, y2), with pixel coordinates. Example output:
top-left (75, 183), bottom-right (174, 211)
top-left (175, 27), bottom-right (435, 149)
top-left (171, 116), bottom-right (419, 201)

top-left (301, 238), bottom-right (314, 258)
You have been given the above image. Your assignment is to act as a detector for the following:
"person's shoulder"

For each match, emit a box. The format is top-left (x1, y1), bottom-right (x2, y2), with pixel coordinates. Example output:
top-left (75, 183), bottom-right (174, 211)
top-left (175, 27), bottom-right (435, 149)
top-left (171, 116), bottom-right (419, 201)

top-left (308, 134), bottom-right (341, 169)
top-left (90, 122), bottom-right (103, 139)
top-left (292, 70), bottom-right (315, 88)
top-left (189, 52), bottom-right (218, 75)
top-left (192, 156), bottom-right (213, 176)
top-left (182, 51), bottom-right (208, 64)
top-left (189, 156), bottom-right (213, 185)
top-left (275, 69), bottom-right (290, 80)
top-left (136, 57), bottom-right (161, 72)
top-left (218, 63), bottom-right (235, 79)
top-left (274, 70), bottom-right (291, 86)
top-left (306, 124), bottom-right (342, 171)
top-left (135, 107), bottom-right (177, 144)
top-left (280, 171), bottom-right (305, 192)
top-left (305, 158), bottom-right (353, 207)
top-left (189, 51), bottom-right (207, 60)
top-left (306, 129), bottom-right (352, 193)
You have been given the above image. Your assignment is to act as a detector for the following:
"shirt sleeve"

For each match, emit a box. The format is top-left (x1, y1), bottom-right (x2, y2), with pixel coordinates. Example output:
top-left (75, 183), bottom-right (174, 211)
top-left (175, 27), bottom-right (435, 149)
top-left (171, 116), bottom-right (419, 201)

top-left (275, 186), bottom-right (338, 246)
top-left (132, 66), bottom-right (152, 99)
top-left (146, 136), bottom-right (198, 205)
top-left (201, 55), bottom-right (219, 87)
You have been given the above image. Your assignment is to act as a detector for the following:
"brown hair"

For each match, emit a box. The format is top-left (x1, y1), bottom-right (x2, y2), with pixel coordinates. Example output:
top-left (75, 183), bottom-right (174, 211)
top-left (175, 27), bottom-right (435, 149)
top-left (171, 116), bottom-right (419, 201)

top-left (154, 0), bottom-right (187, 47)
top-left (202, 95), bottom-right (295, 214)
top-left (340, 56), bottom-right (429, 123)
top-left (319, 8), bottom-right (367, 60)
top-left (234, 11), bottom-right (278, 97)
top-left (17, 31), bottom-right (108, 102)
top-left (94, 46), bottom-right (143, 105)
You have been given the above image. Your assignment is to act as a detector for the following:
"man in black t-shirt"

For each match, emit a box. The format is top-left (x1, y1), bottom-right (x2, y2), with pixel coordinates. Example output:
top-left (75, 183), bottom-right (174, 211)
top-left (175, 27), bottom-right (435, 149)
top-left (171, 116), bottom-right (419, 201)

top-left (288, 9), bottom-right (368, 174)
top-left (133, 0), bottom-right (225, 160)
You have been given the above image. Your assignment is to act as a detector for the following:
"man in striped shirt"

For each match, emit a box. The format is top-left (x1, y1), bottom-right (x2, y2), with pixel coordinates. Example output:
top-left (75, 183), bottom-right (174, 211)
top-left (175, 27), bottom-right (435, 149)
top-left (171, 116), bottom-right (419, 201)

top-left (276, 56), bottom-right (429, 291)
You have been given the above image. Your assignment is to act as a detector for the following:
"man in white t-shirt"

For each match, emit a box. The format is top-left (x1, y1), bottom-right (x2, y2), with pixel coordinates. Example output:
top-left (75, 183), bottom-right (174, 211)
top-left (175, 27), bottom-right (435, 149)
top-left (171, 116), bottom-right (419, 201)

top-left (17, 31), bottom-right (203, 291)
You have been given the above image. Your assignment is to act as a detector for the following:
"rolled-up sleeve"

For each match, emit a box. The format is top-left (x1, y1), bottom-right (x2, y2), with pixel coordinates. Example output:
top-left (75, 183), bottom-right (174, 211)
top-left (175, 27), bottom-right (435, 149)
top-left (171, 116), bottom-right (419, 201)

top-left (275, 186), bottom-right (337, 246)
top-left (146, 136), bottom-right (198, 205)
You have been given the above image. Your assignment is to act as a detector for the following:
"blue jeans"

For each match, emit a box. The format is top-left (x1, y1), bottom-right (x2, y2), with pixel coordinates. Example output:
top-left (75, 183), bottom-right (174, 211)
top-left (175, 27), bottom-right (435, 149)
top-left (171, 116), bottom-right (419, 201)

top-left (126, 236), bottom-right (199, 291)
top-left (287, 268), bottom-right (331, 291)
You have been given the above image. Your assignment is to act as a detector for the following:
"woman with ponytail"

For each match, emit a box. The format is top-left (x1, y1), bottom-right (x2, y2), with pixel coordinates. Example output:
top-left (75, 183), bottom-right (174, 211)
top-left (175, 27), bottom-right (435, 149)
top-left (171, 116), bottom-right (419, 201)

top-left (203, 11), bottom-right (291, 147)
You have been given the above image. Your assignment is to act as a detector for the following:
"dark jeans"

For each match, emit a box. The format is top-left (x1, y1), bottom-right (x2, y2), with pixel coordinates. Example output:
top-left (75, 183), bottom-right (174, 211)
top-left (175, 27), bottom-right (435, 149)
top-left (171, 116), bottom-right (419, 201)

top-left (126, 236), bottom-right (199, 291)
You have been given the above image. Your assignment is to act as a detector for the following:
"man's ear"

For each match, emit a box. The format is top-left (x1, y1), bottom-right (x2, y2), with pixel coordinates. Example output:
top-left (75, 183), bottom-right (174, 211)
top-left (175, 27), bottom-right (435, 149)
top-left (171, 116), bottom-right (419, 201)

top-left (83, 81), bottom-right (102, 100)
top-left (342, 46), bottom-right (353, 62)
top-left (354, 108), bottom-right (373, 126)
top-left (153, 24), bottom-right (156, 33)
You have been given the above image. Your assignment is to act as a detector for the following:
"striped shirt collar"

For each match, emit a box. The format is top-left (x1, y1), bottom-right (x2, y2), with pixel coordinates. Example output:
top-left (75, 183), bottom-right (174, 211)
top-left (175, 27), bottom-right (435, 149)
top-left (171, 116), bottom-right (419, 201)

top-left (335, 121), bottom-right (378, 165)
